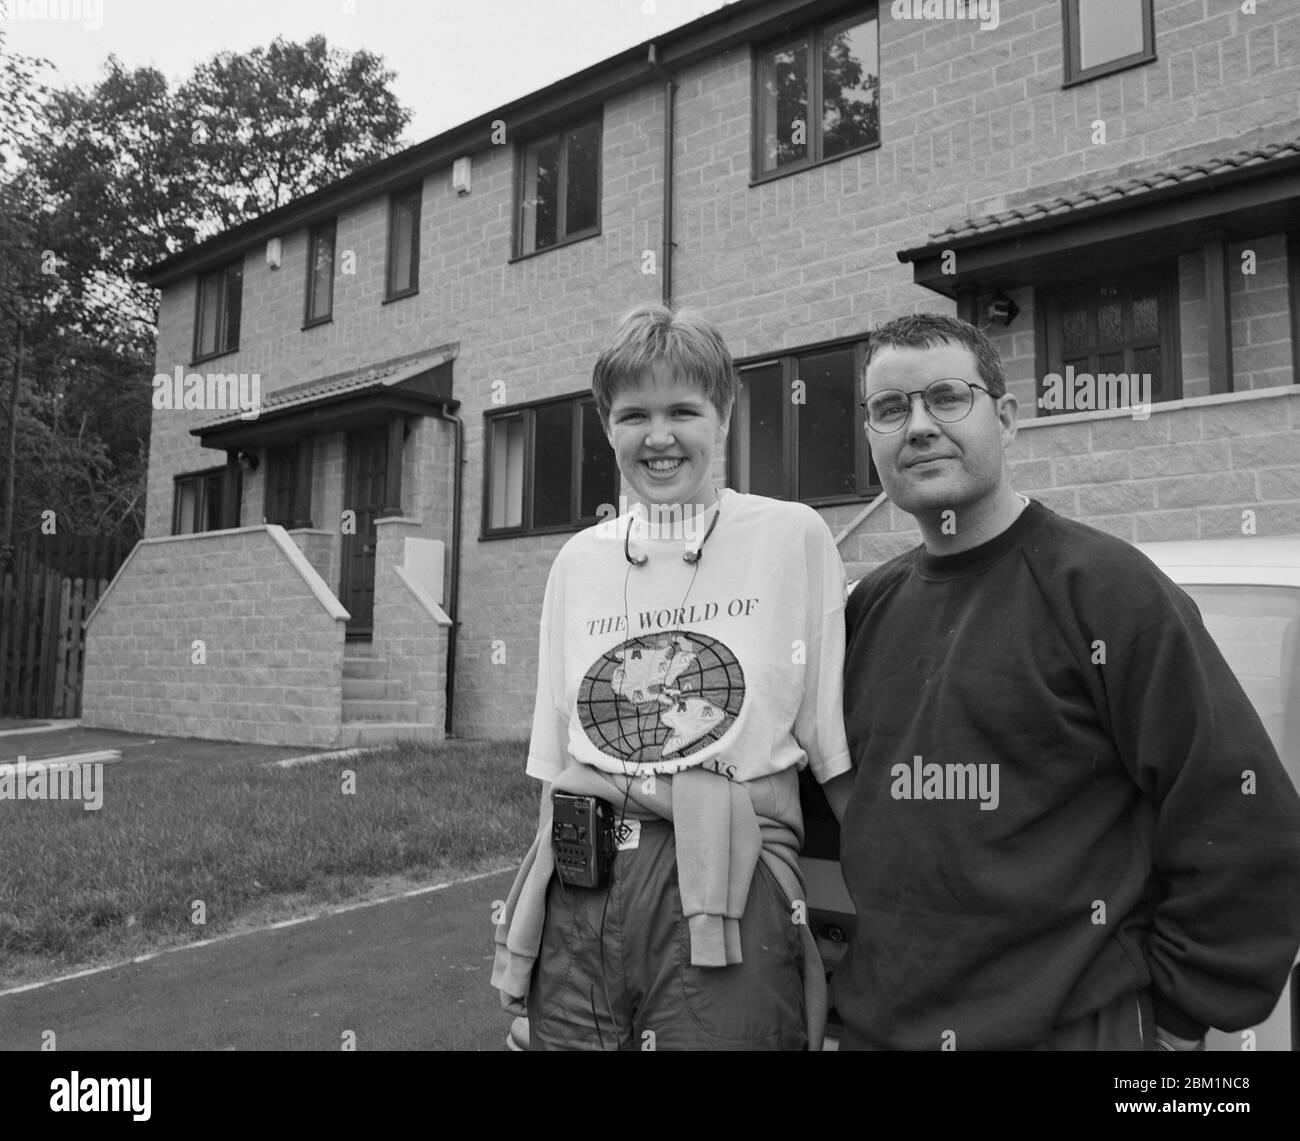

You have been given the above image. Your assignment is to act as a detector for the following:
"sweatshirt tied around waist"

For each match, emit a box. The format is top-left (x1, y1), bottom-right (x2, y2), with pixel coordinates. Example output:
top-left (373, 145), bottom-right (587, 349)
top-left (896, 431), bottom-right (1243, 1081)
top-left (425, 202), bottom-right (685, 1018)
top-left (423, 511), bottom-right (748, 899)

top-left (490, 763), bottom-right (828, 1049)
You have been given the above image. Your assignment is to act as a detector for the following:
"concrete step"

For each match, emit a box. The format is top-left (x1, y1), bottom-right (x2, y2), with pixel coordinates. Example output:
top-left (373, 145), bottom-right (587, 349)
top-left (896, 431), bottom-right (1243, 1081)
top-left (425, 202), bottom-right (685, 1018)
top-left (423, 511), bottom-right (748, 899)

top-left (338, 721), bottom-right (442, 747)
top-left (342, 655), bottom-right (389, 680)
top-left (341, 698), bottom-right (420, 721)
top-left (342, 676), bottom-right (404, 700)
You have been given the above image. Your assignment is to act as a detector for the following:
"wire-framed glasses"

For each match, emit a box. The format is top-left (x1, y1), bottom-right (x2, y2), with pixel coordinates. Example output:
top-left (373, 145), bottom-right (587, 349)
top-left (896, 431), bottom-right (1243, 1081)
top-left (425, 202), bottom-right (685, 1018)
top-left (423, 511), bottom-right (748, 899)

top-left (861, 378), bottom-right (995, 433)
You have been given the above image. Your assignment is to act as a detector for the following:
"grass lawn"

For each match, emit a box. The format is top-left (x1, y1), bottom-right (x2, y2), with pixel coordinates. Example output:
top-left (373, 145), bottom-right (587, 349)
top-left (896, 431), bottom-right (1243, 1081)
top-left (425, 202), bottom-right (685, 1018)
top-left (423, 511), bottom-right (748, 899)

top-left (0, 738), bottom-right (536, 987)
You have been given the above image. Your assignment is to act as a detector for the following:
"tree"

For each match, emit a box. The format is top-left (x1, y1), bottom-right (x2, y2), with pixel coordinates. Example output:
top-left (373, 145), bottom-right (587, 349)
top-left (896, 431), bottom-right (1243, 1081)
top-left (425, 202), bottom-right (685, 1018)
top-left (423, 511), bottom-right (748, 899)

top-left (30, 37), bottom-right (410, 358)
top-left (182, 36), bottom-right (410, 230)
top-left (0, 29), bottom-right (53, 562)
top-left (0, 35), bottom-right (412, 550)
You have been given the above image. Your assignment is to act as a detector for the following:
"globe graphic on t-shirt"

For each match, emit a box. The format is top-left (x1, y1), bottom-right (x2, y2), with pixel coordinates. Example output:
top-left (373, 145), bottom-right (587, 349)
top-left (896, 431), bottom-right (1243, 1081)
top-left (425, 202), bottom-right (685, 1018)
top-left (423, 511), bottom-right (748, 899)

top-left (577, 631), bottom-right (745, 767)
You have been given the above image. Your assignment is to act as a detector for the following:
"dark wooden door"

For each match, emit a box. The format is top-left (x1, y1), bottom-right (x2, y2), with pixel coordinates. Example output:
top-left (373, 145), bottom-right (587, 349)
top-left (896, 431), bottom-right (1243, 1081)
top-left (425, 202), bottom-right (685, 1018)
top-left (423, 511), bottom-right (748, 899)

top-left (341, 427), bottom-right (388, 637)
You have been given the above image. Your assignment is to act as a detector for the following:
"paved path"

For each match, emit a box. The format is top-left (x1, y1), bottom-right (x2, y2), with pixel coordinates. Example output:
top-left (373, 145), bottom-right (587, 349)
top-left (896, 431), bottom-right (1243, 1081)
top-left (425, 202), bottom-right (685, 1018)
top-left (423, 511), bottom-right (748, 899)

top-left (0, 870), bottom-right (517, 1051)
top-left (0, 725), bottom-right (308, 765)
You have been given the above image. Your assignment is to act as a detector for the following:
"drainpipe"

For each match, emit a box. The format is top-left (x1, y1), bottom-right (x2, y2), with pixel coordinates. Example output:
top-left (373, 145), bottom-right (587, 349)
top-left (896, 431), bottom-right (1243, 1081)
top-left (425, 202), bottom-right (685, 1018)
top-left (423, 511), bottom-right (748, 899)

top-left (431, 404), bottom-right (463, 736)
top-left (648, 43), bottom-right (675, 306)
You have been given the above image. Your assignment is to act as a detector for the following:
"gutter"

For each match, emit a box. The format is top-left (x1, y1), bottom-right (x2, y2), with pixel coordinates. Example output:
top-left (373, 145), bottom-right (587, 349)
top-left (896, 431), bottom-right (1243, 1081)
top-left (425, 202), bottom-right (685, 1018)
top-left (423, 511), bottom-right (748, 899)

top-left (430, 404), bottom-right (464, 736)
top-left (647, 43), bottom-right (677, 306)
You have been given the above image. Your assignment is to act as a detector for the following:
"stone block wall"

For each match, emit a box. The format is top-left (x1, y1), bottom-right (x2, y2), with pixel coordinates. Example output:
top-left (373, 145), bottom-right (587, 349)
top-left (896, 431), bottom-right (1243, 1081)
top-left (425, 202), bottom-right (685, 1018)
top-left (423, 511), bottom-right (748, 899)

top-left (83, 527), bottom-right (346, 746)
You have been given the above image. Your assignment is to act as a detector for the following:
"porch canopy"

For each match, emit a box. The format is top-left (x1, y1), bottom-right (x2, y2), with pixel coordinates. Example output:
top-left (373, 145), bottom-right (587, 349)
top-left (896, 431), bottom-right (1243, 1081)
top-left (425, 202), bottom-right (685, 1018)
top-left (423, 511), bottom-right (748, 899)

top-left (192, 345), bottom-right (457, 527)
top-left (897, 136), bottom-right (1300, 395)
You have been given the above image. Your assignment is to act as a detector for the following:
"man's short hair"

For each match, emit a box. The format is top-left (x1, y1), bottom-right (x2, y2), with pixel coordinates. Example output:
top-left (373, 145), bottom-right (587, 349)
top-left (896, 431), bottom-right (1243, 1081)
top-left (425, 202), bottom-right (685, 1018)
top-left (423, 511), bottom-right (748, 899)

top-left (592, 303), bottom-right (737, 426)
top-left (862, 312), bottom-right (1008, 399)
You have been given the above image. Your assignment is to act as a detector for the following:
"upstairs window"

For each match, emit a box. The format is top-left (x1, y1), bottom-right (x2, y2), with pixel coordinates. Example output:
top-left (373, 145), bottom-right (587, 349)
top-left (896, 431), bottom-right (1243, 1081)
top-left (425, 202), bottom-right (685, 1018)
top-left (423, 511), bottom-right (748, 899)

top-left (1063, 0), bottom-right (1156, 86)
top-left (484, 395), bottom-right (617, 535)
top-left (386, 185), bottom-right (421, 300)
top-left (731, 342), bottom-right (878, 504)
top-left (193, 260), bottom-right (243, 361)
top-left (304, 221), bottom-right (336, 326)
top-left (516, 118), bottom-right (601, 257)
top-left (754, 8), bottom-right (880, 180)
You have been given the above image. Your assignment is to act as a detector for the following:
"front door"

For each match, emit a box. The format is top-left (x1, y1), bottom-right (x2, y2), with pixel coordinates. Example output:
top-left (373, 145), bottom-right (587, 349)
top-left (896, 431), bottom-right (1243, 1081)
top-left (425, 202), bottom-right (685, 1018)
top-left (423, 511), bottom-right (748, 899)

top-left (341, 427), bottom-right (388, 638)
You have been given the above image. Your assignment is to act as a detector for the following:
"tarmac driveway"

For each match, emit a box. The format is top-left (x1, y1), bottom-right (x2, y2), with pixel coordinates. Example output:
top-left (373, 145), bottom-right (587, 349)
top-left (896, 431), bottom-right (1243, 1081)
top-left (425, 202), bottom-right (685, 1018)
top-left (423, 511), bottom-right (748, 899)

top-left (0, 722), bottom-right (518, 1051)
top-left (0, 869), bottom-right (517, 1051)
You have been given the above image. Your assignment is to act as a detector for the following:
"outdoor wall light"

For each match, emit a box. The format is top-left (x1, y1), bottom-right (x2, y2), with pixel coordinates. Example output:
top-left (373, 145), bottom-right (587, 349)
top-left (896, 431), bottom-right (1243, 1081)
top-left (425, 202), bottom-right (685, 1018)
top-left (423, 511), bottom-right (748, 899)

top-left (265, 237), bottom-right (283, 270)
top-left (986, 292), bottom-right (1020, 326)
top-left (452, 156), bottom-right (472, 196)
top-left (236, 451), bottom-right (260, 472)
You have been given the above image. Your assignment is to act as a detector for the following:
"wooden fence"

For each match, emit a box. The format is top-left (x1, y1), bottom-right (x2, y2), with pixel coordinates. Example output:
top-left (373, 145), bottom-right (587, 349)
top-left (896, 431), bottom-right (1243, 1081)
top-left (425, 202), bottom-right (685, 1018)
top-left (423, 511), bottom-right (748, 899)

top-left (0, 532), bottom-right (132, 718)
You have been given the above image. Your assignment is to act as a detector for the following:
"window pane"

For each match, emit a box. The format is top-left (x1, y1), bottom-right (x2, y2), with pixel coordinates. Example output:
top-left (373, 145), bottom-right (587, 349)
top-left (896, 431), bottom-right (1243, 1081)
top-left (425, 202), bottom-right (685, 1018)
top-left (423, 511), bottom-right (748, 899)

top-left (176, 480), bottom-right (198, 534)
top-left (1133, 345), bottom-right (1162, 400)
top-left (822, 17), bottom-right (879, 158)
top-left (196, 274), bottom-right (219, 357)
top-left (579, 401), bottom-right (617, 519)
top-left (759, 38), bottom-right (808, 173)
top-left (222, 264), bottom-right (242, 350)
top-left (797, 348), bottom-right (856, 500)
top-left (522, 137), bottom-right (560, 254)
top-left (1133, 294), bottom-right (1159, 341)
top-left (1063, 308), bottom-right (1089, 354)
top-left (737, 364), bottom-right (785, 498)
top-left (308, 227), bottom-right (334, 321)
top-left (564, 122), bottom-right (600, 238)
top-left (1077, 0), bottom-right (1145, 71)
top-left (204, 471), bottom-right (226, 531)
top-left (532, 403), bottom-right (573, 528)
top-left (389, 192), bottom-right (417, 294)
top-left (1097, 302), bottom-right (1123, 346)
top-left (490, 418), bottom-right (524, 529)
top-left (1097, 351), bottom-right (1125, 380)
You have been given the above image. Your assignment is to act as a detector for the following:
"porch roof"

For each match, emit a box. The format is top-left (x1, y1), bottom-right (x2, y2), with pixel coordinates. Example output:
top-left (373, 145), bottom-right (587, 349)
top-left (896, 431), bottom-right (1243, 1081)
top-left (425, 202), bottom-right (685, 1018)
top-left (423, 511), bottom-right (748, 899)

top-left (896, 134), bottom-right (1300, 299)
top-left (192, 345), bottom-right (458, 452)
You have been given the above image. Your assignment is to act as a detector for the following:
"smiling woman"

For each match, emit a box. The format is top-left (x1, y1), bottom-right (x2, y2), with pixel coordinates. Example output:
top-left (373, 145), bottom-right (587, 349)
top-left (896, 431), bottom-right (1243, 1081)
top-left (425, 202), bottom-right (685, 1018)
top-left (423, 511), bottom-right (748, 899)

top-left (491, 302), bottom-right (857, 1052)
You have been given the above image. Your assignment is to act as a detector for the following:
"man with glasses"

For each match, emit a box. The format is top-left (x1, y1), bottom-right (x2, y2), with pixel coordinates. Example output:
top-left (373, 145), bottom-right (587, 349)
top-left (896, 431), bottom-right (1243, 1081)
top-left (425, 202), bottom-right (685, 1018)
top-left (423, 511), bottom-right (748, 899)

top-left (832, 312), bottom-right (1300, 1050)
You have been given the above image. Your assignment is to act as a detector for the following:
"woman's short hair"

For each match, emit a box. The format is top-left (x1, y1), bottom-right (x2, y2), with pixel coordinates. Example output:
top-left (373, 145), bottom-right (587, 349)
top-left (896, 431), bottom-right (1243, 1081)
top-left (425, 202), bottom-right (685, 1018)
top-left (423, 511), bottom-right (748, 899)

top-left (591, 303), bottom-right (737, 425)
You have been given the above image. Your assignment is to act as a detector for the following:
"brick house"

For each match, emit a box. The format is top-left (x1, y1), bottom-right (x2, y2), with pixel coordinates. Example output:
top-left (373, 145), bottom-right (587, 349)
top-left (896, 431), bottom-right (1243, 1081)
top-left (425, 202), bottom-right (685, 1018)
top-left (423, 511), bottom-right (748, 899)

top-left (82, 0), bottom-right (1300, 746)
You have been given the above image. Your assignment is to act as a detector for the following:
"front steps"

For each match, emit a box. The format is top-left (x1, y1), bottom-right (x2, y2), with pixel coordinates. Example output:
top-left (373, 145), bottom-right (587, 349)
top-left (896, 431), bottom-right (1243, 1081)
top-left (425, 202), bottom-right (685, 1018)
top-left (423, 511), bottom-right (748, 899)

top-left (340, 645), bottom-right (440, 746)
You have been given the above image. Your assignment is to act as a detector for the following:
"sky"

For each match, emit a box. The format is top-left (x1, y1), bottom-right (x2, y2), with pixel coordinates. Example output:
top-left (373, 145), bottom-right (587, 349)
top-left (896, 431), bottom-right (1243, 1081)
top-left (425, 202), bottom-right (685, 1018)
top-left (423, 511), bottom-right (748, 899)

top-left (2, 0), bottom-right (736, 145)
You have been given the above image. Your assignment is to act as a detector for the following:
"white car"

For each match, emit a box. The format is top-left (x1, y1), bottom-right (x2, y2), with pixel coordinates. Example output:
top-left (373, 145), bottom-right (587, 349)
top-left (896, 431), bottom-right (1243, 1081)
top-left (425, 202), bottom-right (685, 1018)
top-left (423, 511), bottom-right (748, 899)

top-left (802, 534), bottom-right (1300, 1051)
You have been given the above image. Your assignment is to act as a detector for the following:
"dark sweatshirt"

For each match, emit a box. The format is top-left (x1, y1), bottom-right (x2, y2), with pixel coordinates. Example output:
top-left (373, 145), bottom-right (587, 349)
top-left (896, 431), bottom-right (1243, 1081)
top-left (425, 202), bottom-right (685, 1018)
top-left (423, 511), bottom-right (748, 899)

top-left (833, 499), bottom-right (1300, 1049)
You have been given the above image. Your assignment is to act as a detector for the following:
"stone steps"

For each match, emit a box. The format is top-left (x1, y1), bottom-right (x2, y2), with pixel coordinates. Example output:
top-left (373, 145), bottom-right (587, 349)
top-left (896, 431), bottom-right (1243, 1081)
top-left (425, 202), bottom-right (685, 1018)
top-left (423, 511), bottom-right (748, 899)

top-left (340, 645), bottom-right (436, 745)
